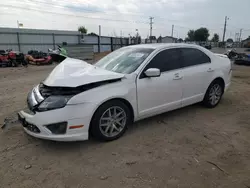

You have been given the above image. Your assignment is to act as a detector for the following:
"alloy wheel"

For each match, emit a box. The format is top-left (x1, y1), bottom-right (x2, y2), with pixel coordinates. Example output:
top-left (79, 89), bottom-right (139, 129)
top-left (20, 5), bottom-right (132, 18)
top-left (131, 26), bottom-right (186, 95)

top-left (99, 106), bottom-right (127, 138)
top-left (209, 84), bottom-right (222, 105)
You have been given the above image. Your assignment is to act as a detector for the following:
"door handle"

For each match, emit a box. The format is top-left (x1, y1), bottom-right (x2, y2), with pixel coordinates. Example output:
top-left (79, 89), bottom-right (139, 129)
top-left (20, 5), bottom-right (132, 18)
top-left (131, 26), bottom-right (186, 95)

top-left (173, 73), bottom-right (183, 80)
top-left (207, 68), bottom-right (214, 72)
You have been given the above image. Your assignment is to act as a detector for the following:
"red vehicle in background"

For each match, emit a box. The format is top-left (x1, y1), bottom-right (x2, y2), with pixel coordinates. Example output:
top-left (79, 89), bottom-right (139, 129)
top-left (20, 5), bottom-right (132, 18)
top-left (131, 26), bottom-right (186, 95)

top-left (26, 50), bottom-right (53, 65)
top-left (25, 54), bottom-right (52, 65)
top-left (0, 49), bottom-right (26, 67)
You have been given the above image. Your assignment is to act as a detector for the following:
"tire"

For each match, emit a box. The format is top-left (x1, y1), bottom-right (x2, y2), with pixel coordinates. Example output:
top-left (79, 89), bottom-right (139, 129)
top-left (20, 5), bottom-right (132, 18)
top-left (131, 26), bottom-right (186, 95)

top-left (90, 100), bottom-right (132, 141)
top-left (7, 61), bottom-right (12, 67)
top-left (22, 59), bottom-right (28, 67)
top-left (203, 80), bottom-right (224, 108)
top-left (48, 59), bottom-right (53, 65)
top-left (11, 60), bottom-right (18, 67)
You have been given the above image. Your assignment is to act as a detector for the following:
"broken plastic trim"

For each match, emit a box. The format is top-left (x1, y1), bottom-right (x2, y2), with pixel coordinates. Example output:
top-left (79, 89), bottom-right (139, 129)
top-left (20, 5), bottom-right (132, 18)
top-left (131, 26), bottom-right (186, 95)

top-left (39, 78), bottom-right (122, 98)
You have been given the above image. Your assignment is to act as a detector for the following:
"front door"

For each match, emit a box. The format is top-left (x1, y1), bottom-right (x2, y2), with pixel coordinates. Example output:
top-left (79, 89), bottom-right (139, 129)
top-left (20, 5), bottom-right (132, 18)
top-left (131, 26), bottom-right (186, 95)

top-left (137, 48), bottom-right (183, 118)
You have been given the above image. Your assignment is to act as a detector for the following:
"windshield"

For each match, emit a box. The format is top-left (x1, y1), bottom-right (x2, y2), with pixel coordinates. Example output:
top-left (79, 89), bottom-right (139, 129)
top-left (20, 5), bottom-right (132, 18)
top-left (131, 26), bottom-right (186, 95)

top-left (95, 47), bottom-right (154, 74)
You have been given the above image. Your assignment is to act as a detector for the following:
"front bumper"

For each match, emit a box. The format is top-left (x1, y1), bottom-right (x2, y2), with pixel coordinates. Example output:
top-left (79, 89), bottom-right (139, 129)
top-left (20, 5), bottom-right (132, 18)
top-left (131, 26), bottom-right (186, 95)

top-left (18, 85), bottom-right (97, 141)
top-left (18, 103), bottom-right (94, 141)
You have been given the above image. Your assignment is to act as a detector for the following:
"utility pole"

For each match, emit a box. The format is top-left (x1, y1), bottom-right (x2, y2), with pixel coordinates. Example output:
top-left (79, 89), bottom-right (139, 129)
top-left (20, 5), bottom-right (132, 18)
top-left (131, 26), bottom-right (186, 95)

top-left (235, 33), bottom-right (239, 42)
top-left (171, 25), bottom-right (174, 38)
top-left (99, 25), bottom-right (101, 36)
top-left (222, 16), bottom-right (229, 45)
top-left (149, 17), bottom-right (154, 43)
top-left (239, 29), bottom-right (243, 42)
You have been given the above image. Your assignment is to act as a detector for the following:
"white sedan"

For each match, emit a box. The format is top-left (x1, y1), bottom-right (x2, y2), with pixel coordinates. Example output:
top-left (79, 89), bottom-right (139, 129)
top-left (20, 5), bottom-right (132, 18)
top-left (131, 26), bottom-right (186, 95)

top-left (18, 44), bottom-right (232, 142)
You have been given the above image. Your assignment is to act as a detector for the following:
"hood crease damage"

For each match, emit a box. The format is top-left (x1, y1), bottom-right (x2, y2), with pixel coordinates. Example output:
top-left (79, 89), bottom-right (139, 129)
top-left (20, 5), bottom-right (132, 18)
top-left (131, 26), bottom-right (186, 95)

top-left (39, 78), bottom-right (122, 97)
top-left (43, 58), bottom-right (125, 87)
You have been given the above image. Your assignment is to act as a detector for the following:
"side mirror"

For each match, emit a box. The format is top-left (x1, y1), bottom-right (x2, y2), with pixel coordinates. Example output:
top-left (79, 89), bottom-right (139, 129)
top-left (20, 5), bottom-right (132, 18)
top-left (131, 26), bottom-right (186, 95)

top-left (144, 68), bottom-right (161, 77)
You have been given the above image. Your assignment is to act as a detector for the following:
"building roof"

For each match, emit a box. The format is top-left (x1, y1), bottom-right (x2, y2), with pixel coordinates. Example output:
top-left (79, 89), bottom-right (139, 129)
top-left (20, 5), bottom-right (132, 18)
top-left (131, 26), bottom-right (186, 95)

top-left (149, 36), bottom-right (157, 40)
top-left (161, 36), bottom-right (177, 39)
top-left (242, 37), bottom-right (250, 42)
top-left (0, 27), bottom-right (80, 35)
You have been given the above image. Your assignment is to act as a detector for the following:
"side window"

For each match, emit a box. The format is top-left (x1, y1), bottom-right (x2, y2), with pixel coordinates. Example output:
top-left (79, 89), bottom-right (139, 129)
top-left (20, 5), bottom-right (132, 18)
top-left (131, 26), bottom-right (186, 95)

top-left (140, 48), bottom-right (181, 78)
top-left (180, 48), bottom-right (211, 68)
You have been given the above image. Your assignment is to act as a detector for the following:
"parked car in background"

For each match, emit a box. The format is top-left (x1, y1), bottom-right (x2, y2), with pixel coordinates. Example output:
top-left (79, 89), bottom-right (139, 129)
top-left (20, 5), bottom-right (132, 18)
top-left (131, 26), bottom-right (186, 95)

top-left (226, 43), bottom-right (233, 48)
top-left (18, 44), bottom-right (232, 142)
top-left (200, 42), bottom-right (212, 50)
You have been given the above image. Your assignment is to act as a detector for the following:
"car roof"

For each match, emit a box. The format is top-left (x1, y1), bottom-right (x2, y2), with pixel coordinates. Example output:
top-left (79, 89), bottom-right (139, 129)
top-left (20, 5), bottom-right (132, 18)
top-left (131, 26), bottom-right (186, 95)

top-left (125, 43), bottom-right (214, 58)
top-left (127, 43), bottom-right (201, 50)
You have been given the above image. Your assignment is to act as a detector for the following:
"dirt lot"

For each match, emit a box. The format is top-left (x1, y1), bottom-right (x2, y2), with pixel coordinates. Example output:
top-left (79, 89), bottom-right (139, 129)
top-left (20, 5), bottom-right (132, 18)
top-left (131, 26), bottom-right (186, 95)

top-left (1, 59), bottom-right (250, 187)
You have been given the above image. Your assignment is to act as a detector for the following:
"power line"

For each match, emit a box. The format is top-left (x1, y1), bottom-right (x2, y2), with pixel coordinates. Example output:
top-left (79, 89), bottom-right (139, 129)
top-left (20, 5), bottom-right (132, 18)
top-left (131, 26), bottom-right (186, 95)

top-left (1, 3), bottom-right (250, 39)
top-left (0, 4), bottom-right (148, 24)
top-left (4, 0), bottom-right (181, 23)
top-left (4, 1), bottom-right (249, 33)
top-left (23, 0), bottom-right (146, 17)
top-left (4, 0), bottom-right (233, 27)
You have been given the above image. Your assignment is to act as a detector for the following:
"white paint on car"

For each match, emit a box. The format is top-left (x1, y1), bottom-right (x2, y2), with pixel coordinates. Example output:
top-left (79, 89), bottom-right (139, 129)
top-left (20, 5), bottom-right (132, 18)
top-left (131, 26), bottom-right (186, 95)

top-left (18, 43), bottom-right (232, 141)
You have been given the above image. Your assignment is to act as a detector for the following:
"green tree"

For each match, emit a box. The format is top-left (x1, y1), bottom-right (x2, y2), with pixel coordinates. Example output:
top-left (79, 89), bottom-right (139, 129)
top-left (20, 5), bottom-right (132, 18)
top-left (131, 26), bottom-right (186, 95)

top-left (194, 27), bottom-right (210, 41)
top-left (211, 33), bottom-right (219, 42)
top-left (227, 38), bottom-right (233, 43)
top-left (178, 38), bottom-right (184, 43)
top-left (185, 37), bottom-right (190, 42)
top-left (78, 26), bottom-right (87, 34)
top-left (187, 30), bottom-right (195, 41)
top-left (88, 32), bottom-right (98, 36)
top-left (138, 36), bottom-right (141, 44)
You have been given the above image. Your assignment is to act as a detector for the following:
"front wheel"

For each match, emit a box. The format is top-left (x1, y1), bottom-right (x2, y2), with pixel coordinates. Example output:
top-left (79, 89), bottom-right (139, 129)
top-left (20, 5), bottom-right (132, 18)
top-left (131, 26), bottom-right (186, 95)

top-left (90, 100), bottom-right (132, 141)
top-left (203, 80), bottom-right (224, 108)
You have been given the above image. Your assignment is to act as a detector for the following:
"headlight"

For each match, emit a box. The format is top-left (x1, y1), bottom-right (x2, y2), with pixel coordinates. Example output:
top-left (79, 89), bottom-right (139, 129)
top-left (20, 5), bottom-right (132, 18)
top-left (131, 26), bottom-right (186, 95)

top-left (38, 96), bottom-right (72, 111)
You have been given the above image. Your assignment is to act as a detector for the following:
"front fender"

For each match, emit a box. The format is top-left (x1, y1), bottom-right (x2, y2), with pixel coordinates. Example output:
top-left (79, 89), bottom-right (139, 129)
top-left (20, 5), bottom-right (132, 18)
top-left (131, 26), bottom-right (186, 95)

top-left (68, 79), bottom-right (138, 118)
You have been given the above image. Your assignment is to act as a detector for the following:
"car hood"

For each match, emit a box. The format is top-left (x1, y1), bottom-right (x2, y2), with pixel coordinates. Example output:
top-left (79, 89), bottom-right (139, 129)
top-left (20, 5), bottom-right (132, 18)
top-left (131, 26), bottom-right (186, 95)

top-left (43, 58), bottom-right (125, 87)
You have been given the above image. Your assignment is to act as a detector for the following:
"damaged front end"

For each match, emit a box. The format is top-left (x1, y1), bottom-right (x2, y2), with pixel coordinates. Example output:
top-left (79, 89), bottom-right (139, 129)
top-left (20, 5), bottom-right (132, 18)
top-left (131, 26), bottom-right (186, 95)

top-left (28, 79), bottom-right (121, 113)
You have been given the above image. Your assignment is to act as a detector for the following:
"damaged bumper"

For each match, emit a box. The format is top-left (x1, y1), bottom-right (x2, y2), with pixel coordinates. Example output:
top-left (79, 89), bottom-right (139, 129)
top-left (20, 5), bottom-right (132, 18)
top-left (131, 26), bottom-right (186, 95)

top-left (18, 106), bottom-right (90, 141)
top-left (18, 85), bottom-right (96, 142)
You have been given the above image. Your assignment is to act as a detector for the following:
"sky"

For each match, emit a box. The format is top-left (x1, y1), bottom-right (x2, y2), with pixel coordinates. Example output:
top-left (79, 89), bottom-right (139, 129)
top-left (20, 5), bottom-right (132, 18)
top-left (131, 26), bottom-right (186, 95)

top-left (0, 0), bottom-right (250, 40)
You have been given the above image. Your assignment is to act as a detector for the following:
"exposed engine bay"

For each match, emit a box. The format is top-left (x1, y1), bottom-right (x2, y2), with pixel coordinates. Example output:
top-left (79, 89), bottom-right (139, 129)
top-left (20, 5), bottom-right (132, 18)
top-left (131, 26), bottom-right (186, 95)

top-left (39, 78), bottom-right (121, 98)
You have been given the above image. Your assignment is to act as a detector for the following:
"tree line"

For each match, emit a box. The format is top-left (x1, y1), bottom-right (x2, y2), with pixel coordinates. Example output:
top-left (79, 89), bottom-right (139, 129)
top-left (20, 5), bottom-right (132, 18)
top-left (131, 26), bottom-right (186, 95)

top-left (78, 26), bottom-right (98, 36)
top-left (186, 27), bottom-right (233, 43)
top-left (78, 25), bottom-right (234, 43)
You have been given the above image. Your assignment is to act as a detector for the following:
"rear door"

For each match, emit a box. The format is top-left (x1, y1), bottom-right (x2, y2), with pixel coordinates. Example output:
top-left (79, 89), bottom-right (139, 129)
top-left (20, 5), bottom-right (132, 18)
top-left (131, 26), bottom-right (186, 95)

top-left (180, 48), bottom-right (212, 106)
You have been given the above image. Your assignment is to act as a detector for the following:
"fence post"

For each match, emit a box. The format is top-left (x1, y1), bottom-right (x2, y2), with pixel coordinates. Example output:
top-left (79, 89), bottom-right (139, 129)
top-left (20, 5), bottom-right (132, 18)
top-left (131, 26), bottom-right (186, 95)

top-left (120, 38), bottom-right (123, 47)
top-left (52, 33), bottom-right (55, 49)
top-left (78, 34), bottom-right (80, 44)
top-left (98, 36), bottom-right (100, 53)
top-left (17, 32), bottom-right (21, 51)
top-left (111, 37), bottom-right (113, 51)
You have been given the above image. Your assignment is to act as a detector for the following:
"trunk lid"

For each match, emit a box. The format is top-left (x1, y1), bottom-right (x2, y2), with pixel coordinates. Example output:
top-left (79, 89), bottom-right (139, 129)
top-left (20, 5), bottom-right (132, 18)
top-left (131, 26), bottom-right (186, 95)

top-left (215, 53), bottom-right (228, 59)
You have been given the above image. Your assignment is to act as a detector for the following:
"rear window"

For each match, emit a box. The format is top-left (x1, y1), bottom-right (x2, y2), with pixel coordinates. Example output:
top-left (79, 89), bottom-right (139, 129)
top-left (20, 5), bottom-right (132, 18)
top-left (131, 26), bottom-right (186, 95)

top-left (180, 48), bottom-right (211, 67)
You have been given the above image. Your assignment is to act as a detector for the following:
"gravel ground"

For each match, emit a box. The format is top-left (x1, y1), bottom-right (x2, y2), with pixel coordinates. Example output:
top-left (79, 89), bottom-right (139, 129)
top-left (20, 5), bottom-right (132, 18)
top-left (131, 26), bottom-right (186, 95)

top-left (0, 55), bottom-right (250, 187)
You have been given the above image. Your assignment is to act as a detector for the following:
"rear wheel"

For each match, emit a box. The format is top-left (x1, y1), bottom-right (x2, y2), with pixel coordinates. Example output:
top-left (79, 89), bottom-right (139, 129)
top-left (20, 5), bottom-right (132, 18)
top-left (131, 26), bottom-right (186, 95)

top-left (203, 80), bottom-right (224, 108)
top-left (90, 100), bottom-right (132, 141)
